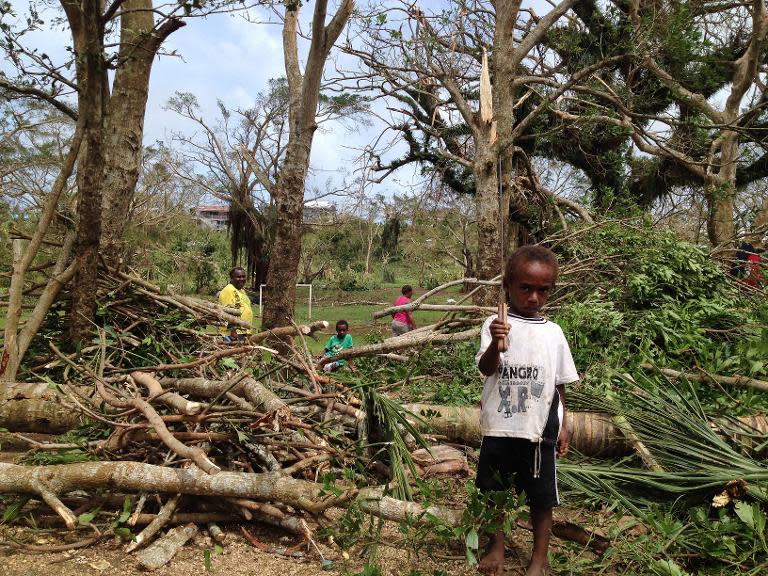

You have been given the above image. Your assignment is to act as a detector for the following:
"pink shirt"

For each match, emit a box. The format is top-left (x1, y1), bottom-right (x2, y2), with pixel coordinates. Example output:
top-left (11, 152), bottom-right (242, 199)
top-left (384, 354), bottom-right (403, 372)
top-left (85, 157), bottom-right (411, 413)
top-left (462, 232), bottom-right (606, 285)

top-left (393, 295), bottom-right (411, 324)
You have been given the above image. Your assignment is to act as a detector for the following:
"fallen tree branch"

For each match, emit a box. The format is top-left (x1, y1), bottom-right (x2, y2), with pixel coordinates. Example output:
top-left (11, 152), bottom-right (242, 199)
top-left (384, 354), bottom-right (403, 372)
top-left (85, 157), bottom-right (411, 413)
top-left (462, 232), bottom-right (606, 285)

top-left (135, 523), bottom-right (197, 570)
top-left (639, 364), bottom-right (768, 393)
top-left (126, 494), bottom-right (181, 553)
top-left (130, 372), bottom-right (203, 415)
top-left (0, 461), bottom-right (461, 525)
top-left (318, 328), bottom-right (481, 368)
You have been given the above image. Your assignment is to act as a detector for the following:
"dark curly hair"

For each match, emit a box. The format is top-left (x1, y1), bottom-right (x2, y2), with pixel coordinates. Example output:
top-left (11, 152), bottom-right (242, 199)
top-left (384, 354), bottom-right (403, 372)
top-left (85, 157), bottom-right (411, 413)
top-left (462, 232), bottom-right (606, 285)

top-left (503, 245), bottom-right (559, 286)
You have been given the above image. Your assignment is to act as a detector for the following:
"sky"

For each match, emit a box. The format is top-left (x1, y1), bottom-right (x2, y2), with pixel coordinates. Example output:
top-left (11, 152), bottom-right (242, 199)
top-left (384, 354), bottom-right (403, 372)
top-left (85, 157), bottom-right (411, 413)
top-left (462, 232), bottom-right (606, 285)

top-left (3, 2), bottom-right (420, 207)
top-left (3, 1), bottom-right (561, 208)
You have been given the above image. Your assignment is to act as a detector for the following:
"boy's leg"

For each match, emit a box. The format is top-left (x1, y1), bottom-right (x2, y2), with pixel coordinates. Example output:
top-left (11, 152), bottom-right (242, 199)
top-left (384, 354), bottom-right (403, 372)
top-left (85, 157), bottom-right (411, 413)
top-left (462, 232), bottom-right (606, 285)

top-left (479, 527), bottom-right (505, 576)
top-left (526, 506), bottom-right (553, 576)
top-left (476, 437), bottom-right (517, 576)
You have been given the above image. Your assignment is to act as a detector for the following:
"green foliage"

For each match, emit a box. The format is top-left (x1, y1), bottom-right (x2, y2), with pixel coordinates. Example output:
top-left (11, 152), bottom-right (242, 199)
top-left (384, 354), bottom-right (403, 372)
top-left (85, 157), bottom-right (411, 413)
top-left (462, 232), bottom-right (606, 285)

top-left (377, 215), bottom-right (401, 257)
top-left (124, 215), bottom-right (230, 295)
top-left (336, 268), bottom-right (380, 292)
top-left (552, 221), bottom-right (765, 398)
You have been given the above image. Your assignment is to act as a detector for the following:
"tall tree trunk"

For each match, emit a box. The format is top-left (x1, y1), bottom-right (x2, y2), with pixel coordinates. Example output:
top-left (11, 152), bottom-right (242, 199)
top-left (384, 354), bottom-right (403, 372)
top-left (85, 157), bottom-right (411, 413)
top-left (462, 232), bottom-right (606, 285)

top-left (262, 0), bottom-right (354, 330)
top-left (67, 1), bottom-right (106, 346)
top-left (263, 146), bottom-right (311, 328)
top-left (471, 2), bottom-right (520, 306)
top-left (101, 2), bottom-right (184, 265)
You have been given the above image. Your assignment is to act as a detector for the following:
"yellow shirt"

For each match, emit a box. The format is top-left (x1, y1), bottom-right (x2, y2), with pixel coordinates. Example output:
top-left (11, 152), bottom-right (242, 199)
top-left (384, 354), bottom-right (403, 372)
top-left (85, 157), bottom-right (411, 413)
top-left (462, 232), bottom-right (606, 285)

top-left (218, 283), bottom-right (253, 334)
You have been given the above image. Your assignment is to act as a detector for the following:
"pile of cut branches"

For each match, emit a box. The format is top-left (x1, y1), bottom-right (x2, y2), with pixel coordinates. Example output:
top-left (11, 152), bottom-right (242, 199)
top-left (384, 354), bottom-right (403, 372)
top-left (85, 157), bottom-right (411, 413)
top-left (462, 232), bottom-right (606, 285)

top-left (0, 269), bottom-right (473, 568)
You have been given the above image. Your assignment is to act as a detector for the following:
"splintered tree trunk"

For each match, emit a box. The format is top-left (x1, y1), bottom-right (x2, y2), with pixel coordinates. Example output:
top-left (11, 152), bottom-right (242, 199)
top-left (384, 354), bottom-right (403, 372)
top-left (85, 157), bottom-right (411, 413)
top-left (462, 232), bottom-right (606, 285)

top-left (473, 146), bottom-right (503, 307)
top-left (67, 2), bottom-right (106, 346)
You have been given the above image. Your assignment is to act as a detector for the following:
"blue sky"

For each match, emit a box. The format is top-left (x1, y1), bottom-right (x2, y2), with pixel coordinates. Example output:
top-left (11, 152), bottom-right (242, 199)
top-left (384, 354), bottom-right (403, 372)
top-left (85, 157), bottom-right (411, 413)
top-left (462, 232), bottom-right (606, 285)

top-left (147, 8), bottom-right (383, 203)
top-left (3, 2), bottom-right (413, 204)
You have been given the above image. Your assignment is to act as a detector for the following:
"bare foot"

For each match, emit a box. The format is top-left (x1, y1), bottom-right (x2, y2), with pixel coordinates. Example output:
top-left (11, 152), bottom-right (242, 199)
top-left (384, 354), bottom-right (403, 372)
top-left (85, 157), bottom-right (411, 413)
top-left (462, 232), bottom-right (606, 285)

top-left (524, 560), bottom-right (548, 576)
top-left (478, 536), bottom-right (505, 576)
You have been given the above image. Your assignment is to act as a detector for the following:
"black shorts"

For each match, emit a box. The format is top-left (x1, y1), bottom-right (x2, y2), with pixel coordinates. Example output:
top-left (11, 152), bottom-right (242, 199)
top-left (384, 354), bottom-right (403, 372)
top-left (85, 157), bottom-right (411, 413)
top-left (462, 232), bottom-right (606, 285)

top-left (475, 436), bottom-right (559, 509)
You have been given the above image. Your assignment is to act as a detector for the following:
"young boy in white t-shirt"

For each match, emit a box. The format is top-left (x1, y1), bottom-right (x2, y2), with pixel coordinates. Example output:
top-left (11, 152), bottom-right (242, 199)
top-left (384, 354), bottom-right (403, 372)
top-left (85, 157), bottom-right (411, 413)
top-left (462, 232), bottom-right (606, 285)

top-left (476, 245), bottom-right (579, 576)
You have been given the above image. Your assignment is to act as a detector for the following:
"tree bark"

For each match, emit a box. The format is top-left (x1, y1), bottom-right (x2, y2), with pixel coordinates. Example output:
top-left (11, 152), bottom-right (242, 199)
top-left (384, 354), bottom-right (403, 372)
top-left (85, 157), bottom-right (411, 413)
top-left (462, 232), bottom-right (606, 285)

top-left (261, 0), bottom-right (354, 330)
top-left (66, 0), bottom-right (106, 346)
top-left (101, 2), bottom-right (185, 264)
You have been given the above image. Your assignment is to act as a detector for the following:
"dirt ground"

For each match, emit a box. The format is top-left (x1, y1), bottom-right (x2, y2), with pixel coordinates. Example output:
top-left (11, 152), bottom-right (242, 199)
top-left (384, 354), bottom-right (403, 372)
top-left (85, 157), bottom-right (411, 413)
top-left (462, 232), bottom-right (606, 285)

top-left (1, 523), bottom-right (489, 576)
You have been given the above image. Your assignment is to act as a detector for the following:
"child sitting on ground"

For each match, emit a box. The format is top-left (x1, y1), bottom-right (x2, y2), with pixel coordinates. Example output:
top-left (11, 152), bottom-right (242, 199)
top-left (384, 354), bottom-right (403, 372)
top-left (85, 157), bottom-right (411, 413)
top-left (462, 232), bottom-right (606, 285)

top-left (321, 319), bottom-right (353, 372)
top-left (475, 245), bottom-right (579, 576)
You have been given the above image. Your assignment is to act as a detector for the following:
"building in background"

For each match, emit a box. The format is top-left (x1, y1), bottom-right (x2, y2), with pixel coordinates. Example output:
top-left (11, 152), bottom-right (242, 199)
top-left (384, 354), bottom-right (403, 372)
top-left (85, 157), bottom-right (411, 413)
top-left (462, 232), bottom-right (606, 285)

top-left (195, 205), bottom-right (229, 230)
top-left (303, 199), bottom-right (336, 223)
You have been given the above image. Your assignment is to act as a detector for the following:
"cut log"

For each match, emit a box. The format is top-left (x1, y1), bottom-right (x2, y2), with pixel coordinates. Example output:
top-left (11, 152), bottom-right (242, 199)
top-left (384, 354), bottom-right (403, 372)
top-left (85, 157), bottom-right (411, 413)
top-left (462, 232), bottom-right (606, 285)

top-left (135, 523), bottom-right (198, 570)
top-left (402, 404), bottom-right (631, 457)
top-left (0, 397), bottom-right (84, 433)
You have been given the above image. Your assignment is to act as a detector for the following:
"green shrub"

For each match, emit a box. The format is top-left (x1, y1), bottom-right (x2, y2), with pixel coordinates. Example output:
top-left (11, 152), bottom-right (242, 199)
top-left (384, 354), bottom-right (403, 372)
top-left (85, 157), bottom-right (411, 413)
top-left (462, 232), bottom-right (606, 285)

top-left (336, 268), bottom-right (380, 292)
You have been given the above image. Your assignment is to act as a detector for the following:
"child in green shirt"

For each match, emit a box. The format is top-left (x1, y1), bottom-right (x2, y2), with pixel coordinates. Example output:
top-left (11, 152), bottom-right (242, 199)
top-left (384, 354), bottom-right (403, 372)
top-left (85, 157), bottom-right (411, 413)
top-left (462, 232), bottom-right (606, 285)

top-left (322, 320), bottom-right (353, 372)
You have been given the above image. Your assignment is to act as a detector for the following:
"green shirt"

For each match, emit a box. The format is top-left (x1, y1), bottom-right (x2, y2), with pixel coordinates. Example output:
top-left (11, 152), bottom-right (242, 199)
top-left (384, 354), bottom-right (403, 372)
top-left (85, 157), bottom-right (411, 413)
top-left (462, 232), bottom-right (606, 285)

top-left (325, 333), bottom-right (353, 366)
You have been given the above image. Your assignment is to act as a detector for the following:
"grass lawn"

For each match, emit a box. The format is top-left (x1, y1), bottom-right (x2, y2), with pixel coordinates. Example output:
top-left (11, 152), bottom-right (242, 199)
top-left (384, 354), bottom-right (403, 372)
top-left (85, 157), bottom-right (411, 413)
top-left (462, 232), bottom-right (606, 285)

top-left (252, 284), bottom-right (464, 354)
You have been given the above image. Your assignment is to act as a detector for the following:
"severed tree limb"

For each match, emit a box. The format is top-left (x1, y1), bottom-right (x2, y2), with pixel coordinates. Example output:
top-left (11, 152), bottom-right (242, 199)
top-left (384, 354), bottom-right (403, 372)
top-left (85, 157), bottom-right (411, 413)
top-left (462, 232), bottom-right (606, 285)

top-left (0, 462), bottom-right (462, 525)
top-left (227, 498), bottom-right (286, 520)
top-left (373, 303), bottom-right (494, 320)
top-left (639, 363), bottom-right (768, 393)
top-left (372, 277), bottom-right (499, 320)
top-left (135, 523), bottom-right (198, 571)
top-left (30, 474), bottom-right (78, 530)
top-left (356, 486), bottom-right (464, 526)
top-left (318, 328), bottom-right (481, 368)
top-left (207, 523), bottom-right (226, 544)
top-left (126, 494), bottom-right (181, 553)
top-left (130, 372), bottom-right (202, 415)
top-left (242, 377), bottom-right (290, 414)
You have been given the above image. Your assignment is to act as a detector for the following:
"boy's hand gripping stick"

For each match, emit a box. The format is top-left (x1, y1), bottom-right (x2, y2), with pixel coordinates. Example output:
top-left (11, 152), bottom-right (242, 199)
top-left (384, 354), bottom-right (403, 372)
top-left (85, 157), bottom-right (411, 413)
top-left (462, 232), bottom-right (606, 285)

top-left (497, 302), bottom-right (508, 352)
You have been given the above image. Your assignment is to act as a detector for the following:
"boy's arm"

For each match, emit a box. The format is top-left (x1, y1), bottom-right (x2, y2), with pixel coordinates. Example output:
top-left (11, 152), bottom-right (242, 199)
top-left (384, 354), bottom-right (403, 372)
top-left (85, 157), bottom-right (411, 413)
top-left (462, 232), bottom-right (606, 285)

top-left (477, 317), bottom-right (509, 376)
top-left (556, 384), bottom-right (568, 457)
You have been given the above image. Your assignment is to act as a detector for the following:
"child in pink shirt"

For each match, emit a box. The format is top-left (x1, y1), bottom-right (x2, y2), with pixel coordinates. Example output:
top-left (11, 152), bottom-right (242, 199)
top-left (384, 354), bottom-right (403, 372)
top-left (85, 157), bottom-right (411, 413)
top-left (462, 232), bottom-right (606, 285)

top-left (391, 285), bottom-right (417, 336)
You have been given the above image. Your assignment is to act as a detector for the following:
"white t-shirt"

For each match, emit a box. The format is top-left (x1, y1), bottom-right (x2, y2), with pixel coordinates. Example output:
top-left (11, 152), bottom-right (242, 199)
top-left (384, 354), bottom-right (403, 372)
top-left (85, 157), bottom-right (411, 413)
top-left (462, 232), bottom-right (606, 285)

top-left (475, 313), bottom-right (579, 441)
